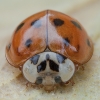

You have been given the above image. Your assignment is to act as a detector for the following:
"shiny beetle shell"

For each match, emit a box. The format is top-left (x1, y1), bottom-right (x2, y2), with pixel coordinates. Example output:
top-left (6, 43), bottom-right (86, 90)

top-left (6, 10), bottom-right (93, 67)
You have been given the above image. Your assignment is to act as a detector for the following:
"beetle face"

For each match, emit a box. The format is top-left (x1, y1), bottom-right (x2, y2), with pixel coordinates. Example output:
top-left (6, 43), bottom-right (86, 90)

top-left (22, 52), bottom-right (75, 86)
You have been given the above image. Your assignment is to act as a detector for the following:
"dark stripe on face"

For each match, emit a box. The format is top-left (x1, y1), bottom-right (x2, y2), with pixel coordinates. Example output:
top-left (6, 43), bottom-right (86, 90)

top-left (56, 54), bottom-right (66, 63)
top-left (49, 60), bottom-right (59, 72)
top-left (37, 60), bottom-right (46, 73)
top-left (25, 39), bottom-right (32, 47)
top-left (30, 55), bottom-right (40, 65)
top-left (71, 21), bottom-right (82, 30)
top-left (16, 23), bottom-right (24, 32)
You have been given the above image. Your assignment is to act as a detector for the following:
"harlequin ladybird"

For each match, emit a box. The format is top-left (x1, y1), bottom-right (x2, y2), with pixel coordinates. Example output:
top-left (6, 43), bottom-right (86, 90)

top-left (5, 10), bottom-right (93, 91)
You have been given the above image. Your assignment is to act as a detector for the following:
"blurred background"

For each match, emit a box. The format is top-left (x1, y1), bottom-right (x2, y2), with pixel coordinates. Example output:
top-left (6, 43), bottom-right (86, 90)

top-left (0, 0), bottom-right (100, 100)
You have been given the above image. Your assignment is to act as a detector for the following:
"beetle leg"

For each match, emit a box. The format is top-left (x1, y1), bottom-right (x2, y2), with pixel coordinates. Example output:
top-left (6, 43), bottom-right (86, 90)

top-left (75, 64), bottom-right (80, 71)
top-left (81, 65), bottom-right (85, 70)
top-left (19, 66), bottom-right (22, 71)
top-left (65, 78), bottom-right (75, 86)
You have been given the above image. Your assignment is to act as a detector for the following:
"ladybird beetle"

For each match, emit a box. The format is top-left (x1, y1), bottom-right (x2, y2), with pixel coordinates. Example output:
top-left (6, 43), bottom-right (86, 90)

top-left (5, 10), bottom-right (93, 91)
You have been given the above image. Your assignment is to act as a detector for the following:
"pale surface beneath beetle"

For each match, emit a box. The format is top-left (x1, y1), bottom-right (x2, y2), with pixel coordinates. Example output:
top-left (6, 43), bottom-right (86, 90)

top-left (0, 0), bottom-right (100, 100)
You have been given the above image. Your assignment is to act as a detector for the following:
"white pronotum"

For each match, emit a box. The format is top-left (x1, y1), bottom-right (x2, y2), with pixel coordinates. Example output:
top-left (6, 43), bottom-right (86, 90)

top-left (22, 52), bottom-right (75, 85)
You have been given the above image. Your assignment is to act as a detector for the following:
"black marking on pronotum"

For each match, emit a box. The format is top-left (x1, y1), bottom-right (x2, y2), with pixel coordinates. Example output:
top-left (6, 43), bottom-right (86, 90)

top-left (63, 38), bottom-right (70, 46)
top-left (87, 39), bottom-right (91, 47)
top-left (56, 54), bottom-right (66, 63)
top-left (53, 18), bottom-right (64, 26)
top-left (31, 19), bottom-right (41, 28)
top-left (25, 39), bottom-right (32, 47)
top-left (49, 60), bottom-right (59, 72)
top-left (71, 21), bottom-right (82, 30)
top-left (16, 23), bottom-right (24, 32)
top-left (37, 61), bottom-right (46, 73)
top-left (46, 54), bottom-right (50, 61)
top-left (30, 55), bottom-right (40, 65)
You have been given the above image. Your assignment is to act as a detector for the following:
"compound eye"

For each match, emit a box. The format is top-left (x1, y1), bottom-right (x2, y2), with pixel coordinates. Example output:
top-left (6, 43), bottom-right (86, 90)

top-left (58, 59), bottom-right (75, 82)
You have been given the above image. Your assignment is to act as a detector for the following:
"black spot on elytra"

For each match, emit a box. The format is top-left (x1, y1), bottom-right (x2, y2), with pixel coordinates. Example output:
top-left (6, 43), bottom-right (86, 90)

top-left (63, 38), bottom-right (70, 46)
top-left (31, 20), bottom-right (38, 25)
top-left (87, 39), bottom-right (91, 47)
top-left (7, 43), bottom-right (11, 50)
top-left (49, 60), bottom-right (59, 72)
top-left (16, 23), bottom-right (24, 32)
top-left (31, 19), bottom-right (41, 28)
top-left (56, 54), bottom-right (66, 63)
top-left (71, 21), bottom-right (82, 30)
top-left (46, 54), bottom-right (50, 61)
top-left (25, 39), bottom-right (32, 47)
top-left (76, 45), bottom-right (80, 52)
top-left (30, 55), bottom-right (40, 65)
top-left (53, 19), bottom-right (64, 26)
top-left (37, 61), bottom-right (46, 73)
